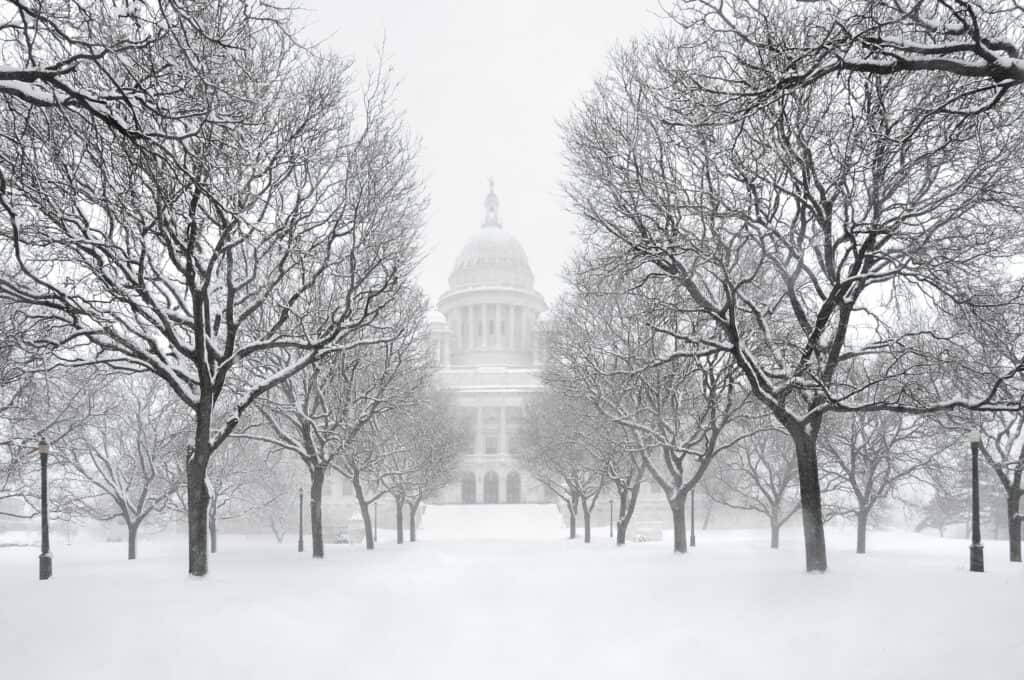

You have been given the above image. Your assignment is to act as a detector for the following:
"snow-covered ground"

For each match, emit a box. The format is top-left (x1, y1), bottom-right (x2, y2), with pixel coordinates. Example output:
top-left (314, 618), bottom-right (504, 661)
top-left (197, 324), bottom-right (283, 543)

top-left (422, 503), bottom-right (564, 540)
top-left (0, 528), bottom-right (1019, 680)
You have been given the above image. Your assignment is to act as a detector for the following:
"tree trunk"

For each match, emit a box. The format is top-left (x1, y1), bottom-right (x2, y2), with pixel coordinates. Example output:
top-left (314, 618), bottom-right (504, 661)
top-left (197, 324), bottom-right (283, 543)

top-left (615, 483), bottom-right (639, 546)
top-left (568, 494), bottom-right (579, 539)
top-left (269, 516), bottom-right (286, 544)
top-left (701, 496), bottom-right (714, 531)
top-left (1008, 489), bottom-right (1021, 562)
top-left (208, 507), bottom-right (218, 554)
top-left (351, 474), bottom-right (375, 550)
top-left (395, 496), bottom-right (404, 545)
top-left (616, 519), bottom-right (627, 545)
top-left (185, 440), bottom-right (211, 577)
top-left (856, 508), bottom-right (869, 554)
top-left (788, 426), bottom-right (828, 572)
top-left (359, 500), bottom-right (374, 550)
top-left (310, 466), bottom-right (325, 559)
top-left (770, 520), bottom-right (780, 549)
top-left (670, 493), bottom-right (687, 554)
top-left (127, 521), bottom-right (139, 560)
top-left (408, 501), bottom-right (419, 542)
top-left (582, 502), bottom-right (592, 543)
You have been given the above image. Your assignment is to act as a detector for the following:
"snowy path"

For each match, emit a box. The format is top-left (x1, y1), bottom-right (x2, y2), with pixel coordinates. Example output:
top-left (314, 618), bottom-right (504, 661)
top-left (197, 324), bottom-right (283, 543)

top-left (0, 530), bottom-right (1019, 680)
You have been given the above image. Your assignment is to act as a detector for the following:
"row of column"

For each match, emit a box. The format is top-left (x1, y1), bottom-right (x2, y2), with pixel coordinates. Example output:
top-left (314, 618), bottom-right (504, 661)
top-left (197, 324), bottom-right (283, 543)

top-left (471, 405), bottom-right (512, 456)
top-left (460, 470), bottom-right (522, 503)
top-left (454, 304), bottom-right (536, 352)
top-left (459, 405), bottom-right (526, 457)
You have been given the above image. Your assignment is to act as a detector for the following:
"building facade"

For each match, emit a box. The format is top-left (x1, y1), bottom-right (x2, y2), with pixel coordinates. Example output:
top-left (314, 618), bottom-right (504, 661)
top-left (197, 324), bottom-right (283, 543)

top-left (427, 181), bottom-right (550, 504)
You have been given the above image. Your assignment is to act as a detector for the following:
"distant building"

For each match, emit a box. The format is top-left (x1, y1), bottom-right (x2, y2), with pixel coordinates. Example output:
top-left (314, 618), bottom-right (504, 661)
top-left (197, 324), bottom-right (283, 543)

top-left (426, 180), bottom-right (550, 504)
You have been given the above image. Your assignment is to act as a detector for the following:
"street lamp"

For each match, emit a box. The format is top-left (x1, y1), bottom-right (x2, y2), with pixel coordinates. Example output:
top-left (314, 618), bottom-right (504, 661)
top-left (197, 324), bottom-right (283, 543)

top-left (967, 430), bottom-right (984, 573)
top-left (690, 489), bottom-right (696, 548)
top-left (298, 487), bottom-right (304, 553)
top-left (36, 437), bottom-right (51, 580)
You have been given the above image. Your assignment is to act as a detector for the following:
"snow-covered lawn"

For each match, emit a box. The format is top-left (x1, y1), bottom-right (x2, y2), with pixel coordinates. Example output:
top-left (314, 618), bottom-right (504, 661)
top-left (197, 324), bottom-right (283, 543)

top-left (0, 529), bottom-right (1019, 680)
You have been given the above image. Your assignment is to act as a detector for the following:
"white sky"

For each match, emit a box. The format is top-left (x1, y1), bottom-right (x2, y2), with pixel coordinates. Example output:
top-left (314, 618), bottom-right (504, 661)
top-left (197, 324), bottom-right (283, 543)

top-left (297, 0), bottom-right (665, 306)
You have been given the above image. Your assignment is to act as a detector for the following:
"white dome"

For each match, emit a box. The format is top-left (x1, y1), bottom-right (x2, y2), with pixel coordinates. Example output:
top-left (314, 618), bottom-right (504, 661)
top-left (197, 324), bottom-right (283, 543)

top-left (426, 309), bottom-right (447, 326)
top-left (447, 181), bottom-right (535, 291)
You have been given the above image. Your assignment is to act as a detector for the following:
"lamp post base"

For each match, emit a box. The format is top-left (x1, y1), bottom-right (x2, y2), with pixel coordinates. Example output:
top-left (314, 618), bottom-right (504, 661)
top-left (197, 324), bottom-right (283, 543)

top-left (969, 543), bottom-right (984, 573)
top-left (39, 553), bottom-right (52, 580)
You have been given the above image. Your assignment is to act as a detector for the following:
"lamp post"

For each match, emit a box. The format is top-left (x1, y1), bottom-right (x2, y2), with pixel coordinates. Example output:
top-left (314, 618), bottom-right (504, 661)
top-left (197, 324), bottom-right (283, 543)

top-left (968, 430), bottom-right (984, 573)
top-left (37, 437), bottom-right (51, 580)
top-left (689, 489), bottom-right (696, 548)
top-left (297, 487), bottom-right (304, 553)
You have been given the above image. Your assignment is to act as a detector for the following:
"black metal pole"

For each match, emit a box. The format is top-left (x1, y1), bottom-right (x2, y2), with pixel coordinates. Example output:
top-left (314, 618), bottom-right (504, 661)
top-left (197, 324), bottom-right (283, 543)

top-left (970, 439), bottom-right (984, 572)
top-left (39, 441), bottom-right (52, 580)
top-left (373, 502), bottom-right (378, 542)
top-left (298, 487), bottom-right (304, 553)
top-left (689, 488), bottom-right (696, 547)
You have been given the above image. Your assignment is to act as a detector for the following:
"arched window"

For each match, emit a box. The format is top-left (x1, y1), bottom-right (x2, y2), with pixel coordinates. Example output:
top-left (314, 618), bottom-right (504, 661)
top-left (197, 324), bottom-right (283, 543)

top-left (506, 471), bottom-right (521, 504)
top-left (484, 471), bottom-right (500, 504)
top-left (461, 473), bottom-right (477, 504)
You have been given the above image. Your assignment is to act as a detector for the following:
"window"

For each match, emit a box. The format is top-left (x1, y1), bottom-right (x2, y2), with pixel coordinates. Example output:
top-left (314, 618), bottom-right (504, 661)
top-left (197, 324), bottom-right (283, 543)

top-left (482, 407), bottom-right (500, 454)
top-left (506, 406), bottom-right (524, 454)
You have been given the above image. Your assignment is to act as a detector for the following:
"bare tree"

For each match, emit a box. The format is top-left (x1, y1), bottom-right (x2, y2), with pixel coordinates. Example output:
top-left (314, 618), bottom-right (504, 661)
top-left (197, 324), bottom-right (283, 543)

top-left (374, 388), bottom-right (464, 543)
top-left (0, 366), bottom-right (89, 519)
top-left (0, 7), bottom-right (425, 575)
top-left (545, 271), bottom-right (751, 553)
top-left (521, 392), bottom-right (606, 542)
top-left (203, 438), bottom-right (278, 554)
top-left (403, 391), bottom-right (464, 543)
top-left (249, 451), bottom-right (302, 545)
top-left (0, 0), bottom-right (185, 161)
top-left (563, 28), bottom-right (1024, 570)
top-left (820, 410), bottom-right (942, 553)
top-left (709, 426), bottom-right (800, 549)
top-left (58, 371), bottom-right (185, 559)
top-left (678, 0), bottom-right (1024, 115)
top-left (596, 422), bottom-right (644, 546)
top-left (250, 294), bottom-right (430, 555)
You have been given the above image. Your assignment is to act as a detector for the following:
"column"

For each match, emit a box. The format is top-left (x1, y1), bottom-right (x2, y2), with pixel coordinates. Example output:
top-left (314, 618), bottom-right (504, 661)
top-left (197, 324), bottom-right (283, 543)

top-left (509, 305), bottom-right (517, 351)
top-left (498, 304), bottom-right (506, 349)
top-left (475, 407), bottom-right (483, 455)
top-left (488, 304), bottom-right (495, 348)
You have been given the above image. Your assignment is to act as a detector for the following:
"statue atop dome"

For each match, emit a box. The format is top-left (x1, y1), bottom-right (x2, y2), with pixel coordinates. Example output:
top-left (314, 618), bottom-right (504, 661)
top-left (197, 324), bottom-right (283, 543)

top-left (483, 177), bottom-right (501, 228)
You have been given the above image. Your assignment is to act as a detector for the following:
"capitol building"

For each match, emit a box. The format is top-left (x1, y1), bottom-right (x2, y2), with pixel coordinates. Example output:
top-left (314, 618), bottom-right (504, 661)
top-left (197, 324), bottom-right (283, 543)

top-left (315, 181), bottom-right (554, 536)
top-left (426, 181), bottom-right (550, 505)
